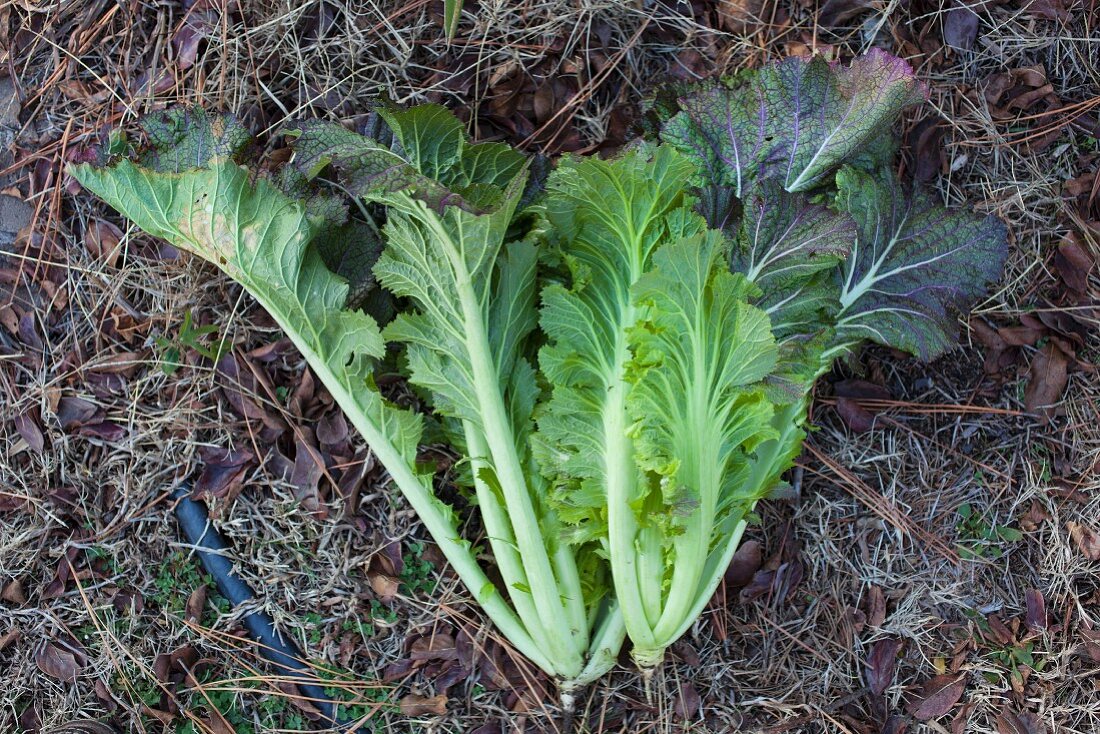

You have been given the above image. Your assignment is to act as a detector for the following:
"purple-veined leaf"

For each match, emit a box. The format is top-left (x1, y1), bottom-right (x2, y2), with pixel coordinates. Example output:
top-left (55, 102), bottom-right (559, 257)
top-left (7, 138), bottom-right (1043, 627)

top-left (733, 179), bottom-right (854, 340)
top-left (834, 166), bottom-right (1008, 360)
top-left (661, 49), bottom-right (924, 211)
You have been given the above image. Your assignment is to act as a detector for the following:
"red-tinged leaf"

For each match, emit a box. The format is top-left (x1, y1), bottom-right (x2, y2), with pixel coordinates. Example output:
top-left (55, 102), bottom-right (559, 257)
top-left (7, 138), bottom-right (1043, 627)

top-left (409, 633), bottom-right (458, 662)
top-left (78, 421), bottom-right (127, 442)
top-left (673, 681), bottom-right (701, 721)
top-left (906, 674), bottom-right (966, 721)
top-left (994, 706), bottom-right (1046, 734)
top-left (716, 0), bottom-right (764, 32)
top-left (36, 639), bottom-right (86, 682)
top-left (881, 715), bottom-right (909, 734)
top-left (865, 638), bottom-right (902, 695)
top-left (383, 658), bottom-right (415, 682)
top-left (0, 627), bottom-right (21, 651)
top-left (14, 411), bottom-right (44, 454)
top-left (1024, 342), bottom-right (1069, 420)
top-left (1024, 589), bottom-right (1046, 631)
top-left (1067, 522), bottom-right (1100, 561)
top-left (834, 379), bottom-right (893, 401)
top-left (398, 693), bottom-right (447, 717)
top-left (724, 539), bottom-right (763, 589)
top-left (817, 0), bottom-right (874, 28)
top-left (987, 615), bottom-right (1014, 646)
top-left (290, 434), bottom-right (328, 518)
top-left (369, 573), bottom-right (399, 601)
top-left (1025, 0), bottom-right (1075, 21)
top-left (94, 678), bottom-right (121, 712)
top-left (193, 709), bottom-right (234, 734)
top-left (56, 396), bottom-right (101, 429)
top-left (141, 705), bottom-right (176, 725)
top-left (172, 9), bottom-right (216, 70)
top-left (153, 644), bottom-right (199, 684)
top-left (951, 701), bottom-right (976, 734)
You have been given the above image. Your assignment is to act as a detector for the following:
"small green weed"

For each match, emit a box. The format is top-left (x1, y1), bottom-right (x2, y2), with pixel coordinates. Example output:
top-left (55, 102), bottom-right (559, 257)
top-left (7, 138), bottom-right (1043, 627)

top-left (963, 609), bottom-right (1046, 691)
top-left (955, 501), bottom-right (1023, 560)
top-left (400, 541), bottom-right (436, 596)
top-left (156, 310), bottom-right (230, 375)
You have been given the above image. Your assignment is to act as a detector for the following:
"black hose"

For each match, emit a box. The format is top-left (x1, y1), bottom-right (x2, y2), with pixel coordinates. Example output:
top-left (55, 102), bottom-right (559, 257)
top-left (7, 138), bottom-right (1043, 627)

top-left (170, 485), bottom-right (368, 732)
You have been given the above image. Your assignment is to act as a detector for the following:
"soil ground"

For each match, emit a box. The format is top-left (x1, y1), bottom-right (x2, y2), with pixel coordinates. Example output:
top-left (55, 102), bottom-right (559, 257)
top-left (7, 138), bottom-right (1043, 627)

top-left (1, 2), bottom-right (1098, 733)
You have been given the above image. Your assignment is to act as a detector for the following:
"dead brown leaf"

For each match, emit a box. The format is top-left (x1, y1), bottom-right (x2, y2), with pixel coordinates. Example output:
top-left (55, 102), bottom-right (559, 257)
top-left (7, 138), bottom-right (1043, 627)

top-left (717, 0), bottom-right (764, 33)
top-left (398, 693), bottom-right (447, 717)
top-left (1067, 521), bottom-right (1100, 560)
top-left (994, 706), bottom-right (1046, 734)
top-left (369, 573), bottom-right (400, 601)
top-left (192, 446), bottom-right (255, 505)
top-left (184, 586), bottom-right (206, 624)
top-left (2, 578), bottom-right (26, 604)
top-left (865, 638), bottom-right (902, 696)
top-left (36, 639), bottom-right (86, 683)
top-left (673, 681), bottom-right (701, 721)
top-left (84, 220), bottom-right (123, 268)
top-left (1055, 235), bottom-right (1095, 294)
top-left (1024, 589), bottom-right (1046, 632)
top-left (13, 411), bottom-right (44, 454)
top-left (1024, 342), bottom-right (1069, 421)
top-left (942, 3), bottom-right (979, 50)
top-left (906, 674), bottom-right (966, 721)
top-left (724, 539), bottom-right (762, 589)
top-left (836, 396), bottom-right (876, 433)
top-left (867, 585), bottom-right (887, 627)
top-left (0, 627), bottom-right (20, 651)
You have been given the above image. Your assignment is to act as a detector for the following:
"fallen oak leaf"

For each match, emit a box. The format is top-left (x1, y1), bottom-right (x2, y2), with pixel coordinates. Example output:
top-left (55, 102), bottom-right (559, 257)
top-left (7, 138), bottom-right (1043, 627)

top-left (906, 673), bottom-right (966, 721)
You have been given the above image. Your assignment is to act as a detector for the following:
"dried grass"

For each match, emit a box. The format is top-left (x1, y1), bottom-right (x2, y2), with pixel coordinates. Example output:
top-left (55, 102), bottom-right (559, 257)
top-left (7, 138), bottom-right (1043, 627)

top-left (2, 1), bottom-right (1098, 733)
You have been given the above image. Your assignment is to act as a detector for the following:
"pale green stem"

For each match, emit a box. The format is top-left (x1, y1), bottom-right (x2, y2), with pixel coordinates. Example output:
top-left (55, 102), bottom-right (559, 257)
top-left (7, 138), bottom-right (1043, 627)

top-left (438, 232), bottom-right (582, 678)
top-left (563, 602), bottom-right (626, 690)
top-left (246, 284), bottom-right (556, 674)
top-left (463, 425), bottom-right (560, 669)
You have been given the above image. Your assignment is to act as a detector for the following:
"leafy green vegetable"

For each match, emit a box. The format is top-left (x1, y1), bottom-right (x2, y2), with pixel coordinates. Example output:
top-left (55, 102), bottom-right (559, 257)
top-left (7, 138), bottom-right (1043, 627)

top-left (70, 106), bottom-right (617, 688)
top-left (71, 50), bottom-right (1007, 685)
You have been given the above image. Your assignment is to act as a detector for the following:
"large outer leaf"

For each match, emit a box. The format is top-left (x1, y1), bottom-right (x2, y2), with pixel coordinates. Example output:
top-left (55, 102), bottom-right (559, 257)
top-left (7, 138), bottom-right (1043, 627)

top-left (69, 155), bottom-right (559, 675)
top-left (834, 166), bottom-right (1009, 360)
top-left (661, 49), bottom-right (924, 208)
